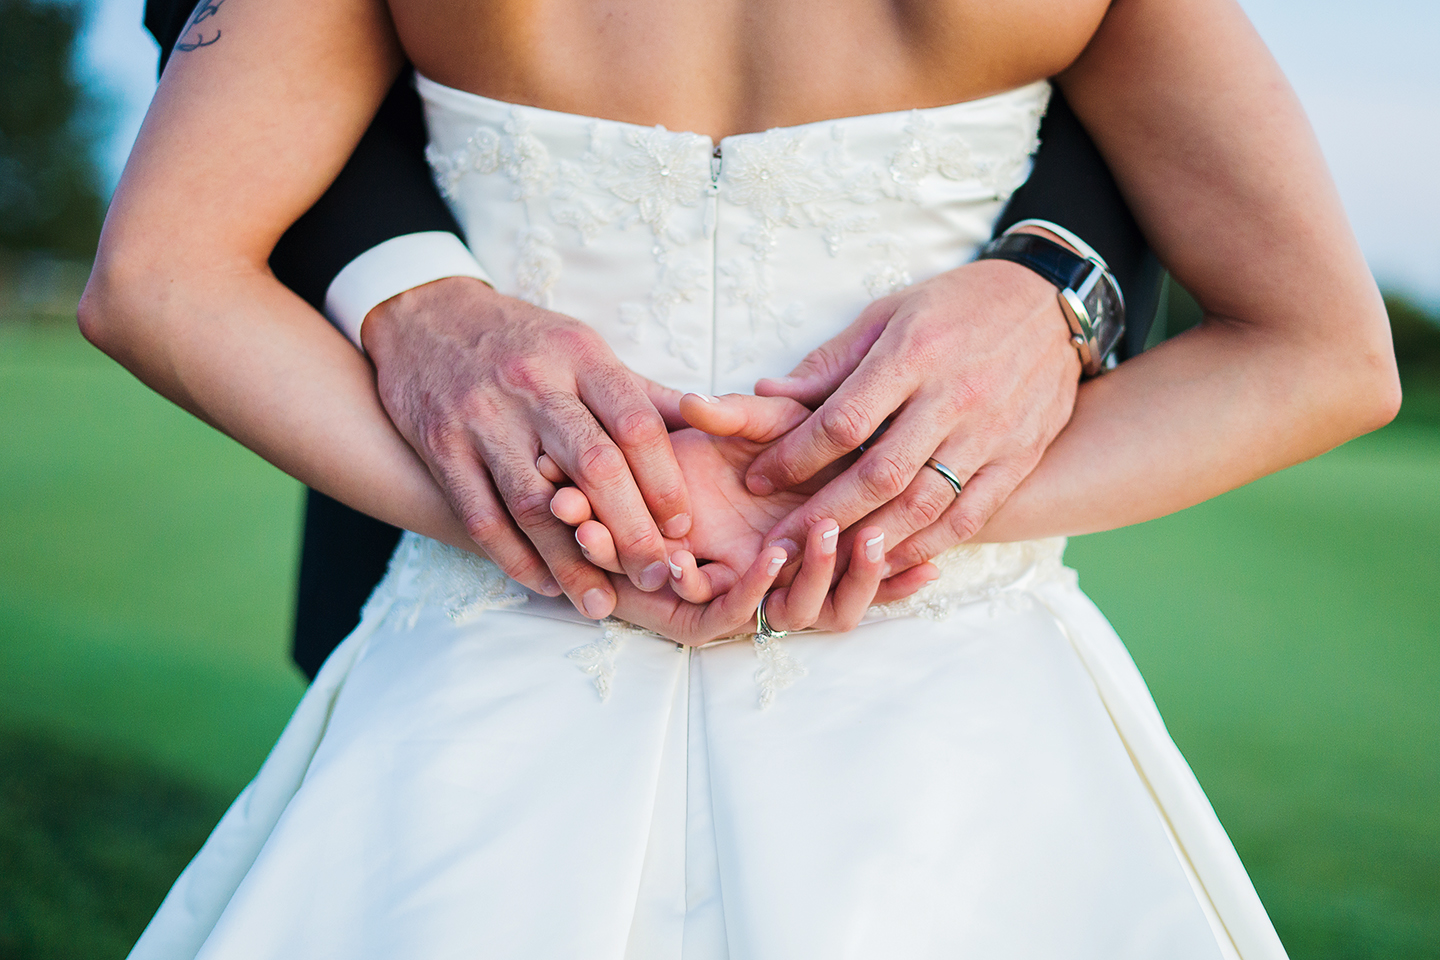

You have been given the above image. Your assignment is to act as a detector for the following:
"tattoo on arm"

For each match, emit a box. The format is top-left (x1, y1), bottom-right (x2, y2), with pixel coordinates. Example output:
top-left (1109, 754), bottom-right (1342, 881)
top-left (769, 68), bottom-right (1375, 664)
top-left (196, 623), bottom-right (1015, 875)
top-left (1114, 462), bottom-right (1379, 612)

top-left (177, 0), bottom-right (228, 51)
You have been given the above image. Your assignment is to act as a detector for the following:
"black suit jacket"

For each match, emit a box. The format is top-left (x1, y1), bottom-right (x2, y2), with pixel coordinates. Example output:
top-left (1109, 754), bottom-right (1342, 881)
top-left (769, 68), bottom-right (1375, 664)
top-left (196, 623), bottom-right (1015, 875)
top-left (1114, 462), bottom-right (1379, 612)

top-left (145, 0), bottom-right (1161, 681)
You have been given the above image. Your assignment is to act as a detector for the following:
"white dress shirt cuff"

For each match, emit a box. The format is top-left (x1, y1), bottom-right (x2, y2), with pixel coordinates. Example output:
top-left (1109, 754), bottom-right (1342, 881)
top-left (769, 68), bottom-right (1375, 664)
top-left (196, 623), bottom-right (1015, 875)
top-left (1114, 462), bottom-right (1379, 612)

top-left (323, 231), bottom-right (494, 350)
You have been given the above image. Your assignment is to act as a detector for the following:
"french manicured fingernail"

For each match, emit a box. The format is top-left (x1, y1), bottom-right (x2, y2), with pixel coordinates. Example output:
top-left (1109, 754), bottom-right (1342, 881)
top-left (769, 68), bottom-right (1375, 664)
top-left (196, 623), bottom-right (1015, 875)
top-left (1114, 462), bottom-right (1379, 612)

top-left (767, 556), bottom-right (785, 575)
top-left (668, 558), bottom-right (683, 580)
top-left (865, 533), bottom-right (885, 563)
top-left (640, 561), bottom-right (669, 591)
top-left (540, 577), bottom-right (561, 596)
top-left (582, 589), bottom-right (610, 619)
top-left (661, 513), bottom-right (691, 538)
top-left (820, 524), bottom-right (839, 555)
top-left (769, 538), bottom-right (800, 561)
top-left (748, 475), bottom-right (776, 496)
top-left (882, 562), bottom-right (893, 578)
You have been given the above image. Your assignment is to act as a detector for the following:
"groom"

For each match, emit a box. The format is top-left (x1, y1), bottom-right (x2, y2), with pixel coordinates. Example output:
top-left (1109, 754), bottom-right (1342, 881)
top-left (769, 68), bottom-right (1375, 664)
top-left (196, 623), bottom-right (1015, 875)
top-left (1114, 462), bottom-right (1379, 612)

top-left (143, 0), bottom-right (1163, 679)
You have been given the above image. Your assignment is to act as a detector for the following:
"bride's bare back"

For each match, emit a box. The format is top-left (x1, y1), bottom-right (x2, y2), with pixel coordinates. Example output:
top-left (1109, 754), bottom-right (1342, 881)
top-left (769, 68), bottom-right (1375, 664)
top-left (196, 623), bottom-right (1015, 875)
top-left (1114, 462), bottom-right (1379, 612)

top-left (392, 0), bottom-right (1108, 137)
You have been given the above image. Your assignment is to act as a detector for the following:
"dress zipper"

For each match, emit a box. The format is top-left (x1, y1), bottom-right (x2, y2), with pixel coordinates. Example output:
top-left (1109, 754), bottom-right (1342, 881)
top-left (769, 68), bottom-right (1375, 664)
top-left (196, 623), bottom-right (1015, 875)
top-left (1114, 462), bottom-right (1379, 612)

top-left (711, 144), bottom-right (722, 184)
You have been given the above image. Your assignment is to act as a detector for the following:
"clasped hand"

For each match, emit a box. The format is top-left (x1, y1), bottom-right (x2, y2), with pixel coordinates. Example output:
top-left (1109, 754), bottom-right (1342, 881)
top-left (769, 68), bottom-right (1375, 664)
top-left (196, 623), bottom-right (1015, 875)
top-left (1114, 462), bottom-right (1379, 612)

top-left (365, 255), bottom-right (1080, 644)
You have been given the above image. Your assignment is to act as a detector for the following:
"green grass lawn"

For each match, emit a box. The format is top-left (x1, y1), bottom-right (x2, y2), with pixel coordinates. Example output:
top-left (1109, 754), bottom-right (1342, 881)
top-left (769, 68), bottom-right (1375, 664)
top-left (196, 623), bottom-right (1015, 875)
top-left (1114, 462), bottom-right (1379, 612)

top-left (2, 320), bottom-right (1437, 959)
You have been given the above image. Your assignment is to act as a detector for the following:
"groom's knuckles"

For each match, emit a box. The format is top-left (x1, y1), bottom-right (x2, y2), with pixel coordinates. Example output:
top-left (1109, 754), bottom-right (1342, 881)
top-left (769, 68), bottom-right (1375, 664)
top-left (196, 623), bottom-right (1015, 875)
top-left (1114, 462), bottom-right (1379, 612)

top-left (816, 397), bottom-right (876, 457)
top-left (750, 398), bottom-right (869, 490)
top-left (548, 551), bottom-right (610, 600)
top-left (948, 487), bottom-right (1002, 544)
top-left (494, 351), bottom-right (560, 399)
top-left (608, 518), bottom-right (666, 569)
top-left (417, 414), bottom-right (467, 465)
top-left (456, 500), bottom-right (546, 588)
top-left (610, 410), bottom-right (689, 524)
top-left (607, 402), bottom-right (669, 451)
top-left (573, 438), bottom-right (630, 490)
top-left (855, 449), bottom-right (917, 504)
top-left (787, 341), bottom-right (849, 392)
top-left (431, 458), bottom-right (512, 549)
top-left (461, 506), bottom-right (509, 547)
top-left (506, 484), bottom-right (562, 530)
top-left (879, 475), bottom-right (953, 539)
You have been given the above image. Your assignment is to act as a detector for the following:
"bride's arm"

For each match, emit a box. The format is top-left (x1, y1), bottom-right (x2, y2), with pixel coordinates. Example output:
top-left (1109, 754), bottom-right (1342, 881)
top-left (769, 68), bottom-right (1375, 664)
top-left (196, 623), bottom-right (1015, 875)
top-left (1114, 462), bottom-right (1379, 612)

top-left (904, 0), bottom-right (1400, 554)
top-left (75, 0), bottom-right (484, 545)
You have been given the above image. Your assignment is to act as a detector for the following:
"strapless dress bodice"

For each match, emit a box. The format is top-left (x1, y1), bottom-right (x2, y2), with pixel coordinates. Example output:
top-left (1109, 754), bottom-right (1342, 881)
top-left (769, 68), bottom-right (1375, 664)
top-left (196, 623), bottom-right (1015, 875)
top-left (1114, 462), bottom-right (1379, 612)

top-left (418, 74), bottom-right (1050, 395)
top-left (412, 75), bottom-right (1070, 648)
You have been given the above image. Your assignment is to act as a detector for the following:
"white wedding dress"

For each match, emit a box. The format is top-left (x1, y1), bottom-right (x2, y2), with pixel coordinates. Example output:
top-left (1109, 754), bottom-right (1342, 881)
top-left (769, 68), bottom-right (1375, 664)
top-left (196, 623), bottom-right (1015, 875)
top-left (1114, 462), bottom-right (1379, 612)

top-left (129, 77), bottom-right (1289, 960)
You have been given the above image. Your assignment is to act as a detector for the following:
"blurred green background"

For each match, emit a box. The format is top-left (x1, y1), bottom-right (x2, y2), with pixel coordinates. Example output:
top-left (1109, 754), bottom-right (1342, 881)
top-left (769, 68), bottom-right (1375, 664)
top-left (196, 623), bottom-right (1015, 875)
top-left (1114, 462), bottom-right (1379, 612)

top-left (2, 0), bottom-right (1438, 957)
top-left (4, 279), bottom-right (1438, 960)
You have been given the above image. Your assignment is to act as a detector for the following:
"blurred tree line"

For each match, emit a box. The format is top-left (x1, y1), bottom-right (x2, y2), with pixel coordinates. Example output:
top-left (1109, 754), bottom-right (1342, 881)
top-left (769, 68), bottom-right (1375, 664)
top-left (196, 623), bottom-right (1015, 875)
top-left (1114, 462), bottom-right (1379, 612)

top-left (0, 0), bottom-right (1436, 381)
top-left (0, 0), bottom-right (106, 259)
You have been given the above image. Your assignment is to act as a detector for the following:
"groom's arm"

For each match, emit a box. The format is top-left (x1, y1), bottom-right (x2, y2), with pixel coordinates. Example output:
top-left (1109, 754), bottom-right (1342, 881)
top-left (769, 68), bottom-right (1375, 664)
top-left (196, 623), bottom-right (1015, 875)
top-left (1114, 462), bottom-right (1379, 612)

top-left (738, 86), bottom-right (1167, 572)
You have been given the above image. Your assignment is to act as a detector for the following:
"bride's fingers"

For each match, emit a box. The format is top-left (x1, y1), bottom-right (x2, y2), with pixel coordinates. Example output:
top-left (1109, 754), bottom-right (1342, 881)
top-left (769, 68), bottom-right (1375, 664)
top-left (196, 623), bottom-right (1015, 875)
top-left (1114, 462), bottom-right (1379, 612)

top-left (697, 544), bottom-right (789, 640)
top-left (869, 561), bottom-right (940, 605)
top-left (550, 485), bottom-right (593, 525)
top-left (575, 519), bottom-right (624, 574)
top-left (821, 526), bottom-right (888, 631)
top-left (679, 392), bottom-right (813, 443)
top-left (764, 519), bottom-right (840, 631)
top-left (668, 549), bottom-right (720, 604)
top-left (607, 545), bottom-right (784, 645)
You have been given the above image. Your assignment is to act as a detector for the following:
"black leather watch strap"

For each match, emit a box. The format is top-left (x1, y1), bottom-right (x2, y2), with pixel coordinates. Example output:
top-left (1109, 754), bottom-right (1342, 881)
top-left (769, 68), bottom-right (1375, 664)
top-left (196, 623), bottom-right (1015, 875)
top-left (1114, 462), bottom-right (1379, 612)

top-left (978, 233), bottom-right (1095, 290)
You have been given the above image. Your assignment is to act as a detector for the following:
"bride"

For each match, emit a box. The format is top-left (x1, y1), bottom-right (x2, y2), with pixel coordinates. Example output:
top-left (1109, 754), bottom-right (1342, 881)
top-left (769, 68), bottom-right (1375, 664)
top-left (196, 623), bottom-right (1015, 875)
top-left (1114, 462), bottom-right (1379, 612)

top-left (81, 0), bottom-right (1397, 955)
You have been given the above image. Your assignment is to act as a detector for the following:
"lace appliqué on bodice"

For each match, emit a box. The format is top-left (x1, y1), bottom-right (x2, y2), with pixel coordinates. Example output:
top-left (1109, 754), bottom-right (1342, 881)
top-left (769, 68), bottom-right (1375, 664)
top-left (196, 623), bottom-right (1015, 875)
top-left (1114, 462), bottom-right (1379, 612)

top-left (361, 533), bottom-right (531, 631)
top-left (869, 537), bottom-right (1075, 621)
top-left (428, 112), bottom-right (716, 366)
top-left (362, 533), bottom-right (1073, 706)
top-left (566, 619), bottom-right (659, 703)
top-left (423, 86), bottom-right (1050, 376)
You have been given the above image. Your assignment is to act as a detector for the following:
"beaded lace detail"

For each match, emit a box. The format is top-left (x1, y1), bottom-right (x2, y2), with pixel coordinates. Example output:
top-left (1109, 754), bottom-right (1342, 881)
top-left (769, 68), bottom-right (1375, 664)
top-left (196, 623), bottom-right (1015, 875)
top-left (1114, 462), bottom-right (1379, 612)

top-left (423, 85), bottom-right (1050, 373)
top-left (869, 537), bottom-right (1073, 621)
top-left (753, 633), bottom-right (808, 709)
top-left (361, 532), bottom-right (530, 630)
top-left (363, 534), bottom-right (1073, 706)
top-left (428, 111), bottom-right (715, 366)
top-left (567, 619), bottom-right (659, 702)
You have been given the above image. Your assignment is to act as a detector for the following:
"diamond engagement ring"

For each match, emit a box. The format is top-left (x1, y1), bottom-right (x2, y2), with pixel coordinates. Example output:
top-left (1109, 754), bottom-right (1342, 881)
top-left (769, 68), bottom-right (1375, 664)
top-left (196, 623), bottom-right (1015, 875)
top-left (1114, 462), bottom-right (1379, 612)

top-left (755, 591), bottom-right (789, 644)
top-left (924, 457), bottom-right (964, 496)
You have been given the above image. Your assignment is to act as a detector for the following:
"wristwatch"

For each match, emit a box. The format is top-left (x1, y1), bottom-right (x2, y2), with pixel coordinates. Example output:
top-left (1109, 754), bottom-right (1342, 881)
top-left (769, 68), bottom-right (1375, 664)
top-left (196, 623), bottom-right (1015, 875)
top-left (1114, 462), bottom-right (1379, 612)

top-left (977, 220), bottom-right (1126, 377)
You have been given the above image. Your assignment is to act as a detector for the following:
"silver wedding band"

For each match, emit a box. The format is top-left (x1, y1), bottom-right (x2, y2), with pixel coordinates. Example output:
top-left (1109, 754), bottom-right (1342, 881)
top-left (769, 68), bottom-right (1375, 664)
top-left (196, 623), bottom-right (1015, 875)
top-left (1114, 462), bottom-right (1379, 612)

top-left (755, 591), bottom-right (789, 643)
top-left (924, 457), bottom-right (964, 497)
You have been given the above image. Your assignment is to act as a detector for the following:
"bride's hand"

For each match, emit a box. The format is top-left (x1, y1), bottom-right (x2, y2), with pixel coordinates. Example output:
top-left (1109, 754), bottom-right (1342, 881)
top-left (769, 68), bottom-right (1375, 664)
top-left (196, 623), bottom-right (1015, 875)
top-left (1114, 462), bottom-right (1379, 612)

top-left (548, 394), bottom-right (938, 643)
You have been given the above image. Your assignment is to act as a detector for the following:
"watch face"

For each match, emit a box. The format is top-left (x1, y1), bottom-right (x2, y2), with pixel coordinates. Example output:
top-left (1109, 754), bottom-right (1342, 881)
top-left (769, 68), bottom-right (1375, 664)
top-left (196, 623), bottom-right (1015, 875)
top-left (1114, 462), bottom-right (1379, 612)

top-left (1083, 272), bottom-right (1125, 360)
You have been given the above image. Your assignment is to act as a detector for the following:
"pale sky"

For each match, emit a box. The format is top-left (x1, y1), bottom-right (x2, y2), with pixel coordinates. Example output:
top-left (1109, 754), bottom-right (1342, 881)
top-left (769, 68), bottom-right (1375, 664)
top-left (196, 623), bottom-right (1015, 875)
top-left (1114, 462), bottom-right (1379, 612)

top-left (76, 0), bottom-right (1440, 307)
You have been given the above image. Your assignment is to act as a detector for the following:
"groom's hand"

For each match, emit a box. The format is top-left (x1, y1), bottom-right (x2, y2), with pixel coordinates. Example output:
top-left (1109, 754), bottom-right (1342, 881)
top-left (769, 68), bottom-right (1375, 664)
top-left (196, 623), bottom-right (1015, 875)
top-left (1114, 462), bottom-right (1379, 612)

top-left (746, 254), bottom-right (1082, 571)
top-left (362, 276), bottom-right (691, 619)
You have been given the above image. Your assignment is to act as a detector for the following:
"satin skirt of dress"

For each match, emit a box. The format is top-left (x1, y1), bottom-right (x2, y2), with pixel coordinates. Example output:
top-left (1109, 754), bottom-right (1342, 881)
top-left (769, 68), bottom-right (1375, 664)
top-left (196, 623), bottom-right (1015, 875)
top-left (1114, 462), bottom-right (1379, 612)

top-left (127, 536), bottom-right (1284, 960)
